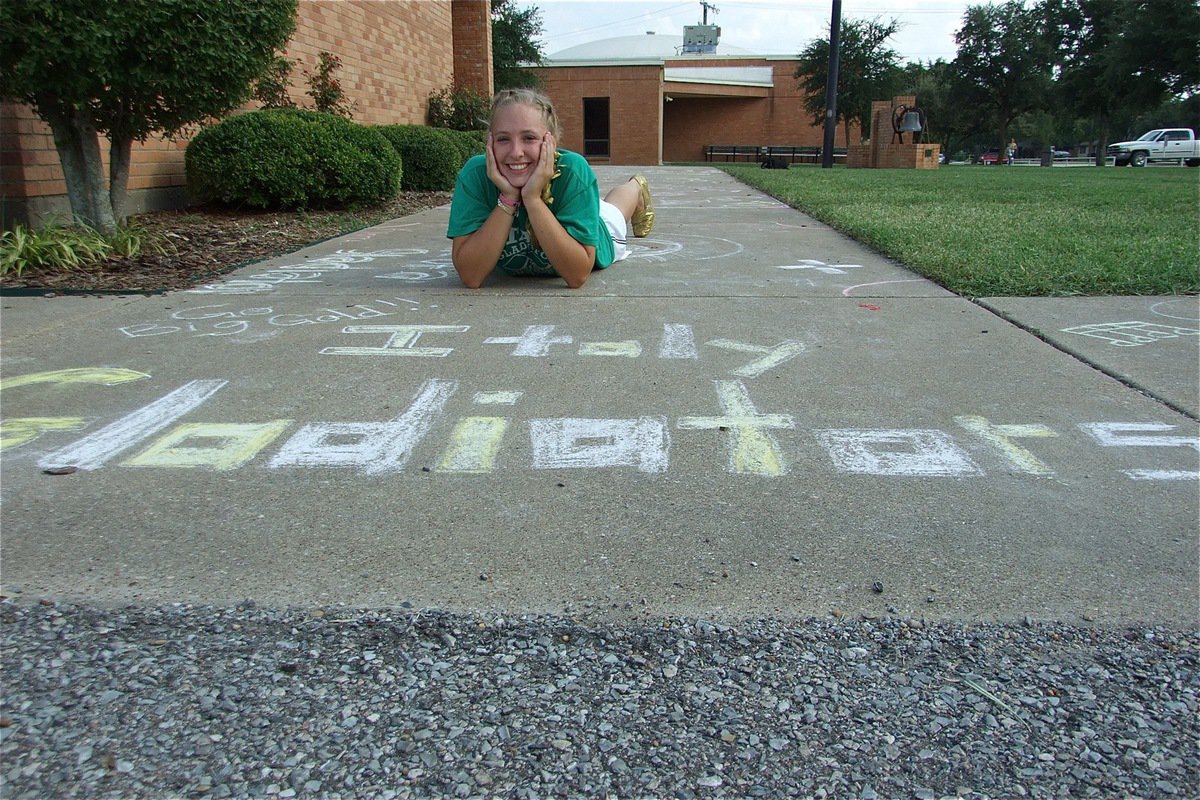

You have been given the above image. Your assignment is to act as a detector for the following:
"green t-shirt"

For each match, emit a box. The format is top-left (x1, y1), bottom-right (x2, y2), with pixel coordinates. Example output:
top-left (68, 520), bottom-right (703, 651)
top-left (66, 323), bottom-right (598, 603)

top-left (446, 149), bottom-right (615, 277)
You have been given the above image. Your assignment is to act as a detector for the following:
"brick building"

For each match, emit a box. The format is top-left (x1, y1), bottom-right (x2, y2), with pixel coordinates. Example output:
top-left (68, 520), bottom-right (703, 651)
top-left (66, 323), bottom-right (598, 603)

top-left (1, 0), bottom-right (493, 228)
top-left (530, 31), bottom-right (855, 166)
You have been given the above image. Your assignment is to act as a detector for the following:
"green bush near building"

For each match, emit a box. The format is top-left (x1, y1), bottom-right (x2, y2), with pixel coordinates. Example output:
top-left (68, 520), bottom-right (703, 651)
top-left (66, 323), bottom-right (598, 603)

top-left (376, 124), bottom-right (461, 192)
top-left (186, 109), bottom-right (402, 210)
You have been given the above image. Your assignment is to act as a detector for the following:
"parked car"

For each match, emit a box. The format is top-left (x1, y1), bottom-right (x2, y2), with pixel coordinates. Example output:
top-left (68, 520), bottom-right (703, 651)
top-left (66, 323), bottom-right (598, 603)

top-left (1052, 148), bottom-right (1070, 159)
top-left (978, 148), bottom-right (1005, 165)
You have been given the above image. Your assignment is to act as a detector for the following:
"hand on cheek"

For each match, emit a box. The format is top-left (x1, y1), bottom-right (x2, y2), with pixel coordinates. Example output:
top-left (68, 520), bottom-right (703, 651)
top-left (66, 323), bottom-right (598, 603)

top-left (486, 134), bottom-right (517, 197)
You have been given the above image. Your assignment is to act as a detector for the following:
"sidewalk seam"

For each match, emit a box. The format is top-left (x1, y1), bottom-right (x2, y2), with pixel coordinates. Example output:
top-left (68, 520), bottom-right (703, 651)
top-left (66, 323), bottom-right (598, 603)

top-left (973, 298), bottom-right (1198, 422)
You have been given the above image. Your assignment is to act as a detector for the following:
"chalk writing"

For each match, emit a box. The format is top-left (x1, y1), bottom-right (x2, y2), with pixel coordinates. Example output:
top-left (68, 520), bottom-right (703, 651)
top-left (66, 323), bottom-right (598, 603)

top-left (706, 339), bottom-right (806, 379)
top-left (659, 324), bottom-right (699, 359)
top-left (531, 417), bottom-right (670, 473)
top-left (0, 368), bottom-right (151, 452)
top-left (181, 233), bottom-right (750, 295)
top-left (119, 299), bottom-right (415, 340)
top-left (677, 381), bottom-right (793, 476)
top-left (954, 416), bottom-right (1058, 475)
top-left (438, 416), bottom-right (510, 473)
top-left (4, 368), bottom-right (1197, 481)
top-left (816, 429), bottom-right (982, 477)
top-left (186, 249), bottom-right (435, 294)
top-left (38, 380), bottom-right (227, 472)
top-left (269, 379), bottom-right (457, 475)
top-left (124, 420), bottom-right (293, 471)
top-left (1080, 422), bottom-right (1199, 480)
top-left (319, 325), bottom-right (470, 357)
top-left (485, 325), bottom-right (574, 357)
top-left (1061, 322), bottom-right (1200, 347)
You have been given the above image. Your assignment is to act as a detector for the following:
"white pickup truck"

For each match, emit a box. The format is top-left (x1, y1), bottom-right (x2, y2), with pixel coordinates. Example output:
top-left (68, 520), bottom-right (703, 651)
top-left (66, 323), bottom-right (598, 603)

top-left (1107, 128), bottom-right (1200, 167)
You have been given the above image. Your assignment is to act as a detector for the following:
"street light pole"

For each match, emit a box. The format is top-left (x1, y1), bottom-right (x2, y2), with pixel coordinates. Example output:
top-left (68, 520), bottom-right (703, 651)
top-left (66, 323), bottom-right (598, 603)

top-left (821, 0), bottom-right (841, 169)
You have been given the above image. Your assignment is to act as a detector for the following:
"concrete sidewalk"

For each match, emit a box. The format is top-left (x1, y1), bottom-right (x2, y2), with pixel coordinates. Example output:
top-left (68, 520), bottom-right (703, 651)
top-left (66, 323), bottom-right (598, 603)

top-left (1, 166), bottom-right (1196, 625)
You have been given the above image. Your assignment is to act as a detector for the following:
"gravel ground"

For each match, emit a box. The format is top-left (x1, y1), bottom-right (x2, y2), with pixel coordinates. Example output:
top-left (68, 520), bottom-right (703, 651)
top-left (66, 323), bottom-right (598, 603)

top-left (1, 600), bottom-right (1196, 800)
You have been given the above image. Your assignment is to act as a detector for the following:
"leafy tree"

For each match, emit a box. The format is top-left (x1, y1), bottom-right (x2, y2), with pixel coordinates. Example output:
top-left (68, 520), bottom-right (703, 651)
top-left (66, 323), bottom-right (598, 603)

top-left (492, 0), bottom-right (545, 90)
top-left (1049, 0), bottom-right (1200, 163)
top-left (898, 59), bottom-right (961, 153)
top-left (795, 17), bottom-right (904, 148)
top-left (950, 1), bottom-right (1057, 153)
top-left (0, 0), bottom-right (296, 233)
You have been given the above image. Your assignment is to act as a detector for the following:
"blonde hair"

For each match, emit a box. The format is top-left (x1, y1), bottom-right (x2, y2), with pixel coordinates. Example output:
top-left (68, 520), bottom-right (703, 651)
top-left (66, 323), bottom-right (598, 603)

top-left (489, 88), bottom-right (562, 140)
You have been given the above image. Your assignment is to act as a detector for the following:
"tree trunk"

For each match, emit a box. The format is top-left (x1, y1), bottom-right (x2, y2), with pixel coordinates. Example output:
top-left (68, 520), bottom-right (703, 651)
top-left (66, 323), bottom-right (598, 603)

top-left (109, 135), bottom-right (133, 225)
top-left (44, 109), bottom-right (97, 226)
top-left (1095, 116), bottom-right (1110, 167)
top-left (76, 110), bottom-right (116, 235)
top-left (42, 105), bottom-right (116, 234)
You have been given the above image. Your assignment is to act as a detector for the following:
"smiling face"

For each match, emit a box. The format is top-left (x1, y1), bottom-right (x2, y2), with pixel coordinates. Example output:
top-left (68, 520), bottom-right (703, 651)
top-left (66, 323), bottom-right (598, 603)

top-left (489, 102), bottom-right (550, 190)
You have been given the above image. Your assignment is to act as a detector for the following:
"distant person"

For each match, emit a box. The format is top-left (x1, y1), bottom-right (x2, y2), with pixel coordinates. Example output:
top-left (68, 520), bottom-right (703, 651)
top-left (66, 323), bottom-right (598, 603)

top-left (447, 88), bottom-right (654, 289)
top-left (1007, 139), bottom-right (1017, 165)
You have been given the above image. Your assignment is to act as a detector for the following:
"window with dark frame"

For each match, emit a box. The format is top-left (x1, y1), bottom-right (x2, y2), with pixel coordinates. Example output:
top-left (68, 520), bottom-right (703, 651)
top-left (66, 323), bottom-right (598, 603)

top-left (583, 97), bottom-right (610, 157)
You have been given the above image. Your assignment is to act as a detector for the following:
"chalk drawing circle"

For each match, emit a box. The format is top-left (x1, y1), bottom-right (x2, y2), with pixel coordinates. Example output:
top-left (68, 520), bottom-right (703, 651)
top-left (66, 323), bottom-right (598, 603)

top-left (626, 238), bottom-right (683, 262)
top-left (377, 269), bottom-right (451, 282)
top-left (626, 232), bottom-right (744, 263)
top-left (1149, 298), bottom-right (1200, 322)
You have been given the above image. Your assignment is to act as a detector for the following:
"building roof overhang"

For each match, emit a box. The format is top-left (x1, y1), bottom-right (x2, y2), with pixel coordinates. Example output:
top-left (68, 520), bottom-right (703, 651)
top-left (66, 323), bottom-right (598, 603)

top-left (663, 81), bottom-right (770, 98)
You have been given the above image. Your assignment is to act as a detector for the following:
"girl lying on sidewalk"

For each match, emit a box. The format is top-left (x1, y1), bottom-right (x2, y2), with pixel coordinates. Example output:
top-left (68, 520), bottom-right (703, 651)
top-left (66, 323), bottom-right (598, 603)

top-left (446, 88), bottom-right (654, 289)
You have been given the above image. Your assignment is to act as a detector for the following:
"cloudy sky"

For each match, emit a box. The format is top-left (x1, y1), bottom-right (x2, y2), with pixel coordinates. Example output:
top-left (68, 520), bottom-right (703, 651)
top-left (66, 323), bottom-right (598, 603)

top-left (524, 0), bottom-right (985, 63)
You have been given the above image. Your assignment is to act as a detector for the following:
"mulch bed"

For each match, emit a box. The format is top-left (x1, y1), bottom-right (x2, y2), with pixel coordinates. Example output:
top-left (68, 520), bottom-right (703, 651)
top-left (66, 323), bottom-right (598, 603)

top-left (1, 192), bottom-right (452, 295)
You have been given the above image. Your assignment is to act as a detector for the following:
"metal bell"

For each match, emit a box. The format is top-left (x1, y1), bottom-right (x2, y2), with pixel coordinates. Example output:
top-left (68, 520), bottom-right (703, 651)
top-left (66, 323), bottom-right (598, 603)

top-left (899, 111), bottom-right (923, 133)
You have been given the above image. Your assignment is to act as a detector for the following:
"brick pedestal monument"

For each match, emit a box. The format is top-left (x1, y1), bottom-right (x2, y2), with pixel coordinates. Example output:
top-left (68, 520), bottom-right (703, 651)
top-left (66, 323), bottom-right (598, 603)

top-left (846, 95), bottom-right (940, 169)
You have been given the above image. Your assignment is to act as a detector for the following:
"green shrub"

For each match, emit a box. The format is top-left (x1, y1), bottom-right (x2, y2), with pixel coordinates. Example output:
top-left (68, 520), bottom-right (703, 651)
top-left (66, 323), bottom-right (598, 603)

top-left (376, 124), bottom-right (460, 191)
top-left (426, 86), bottom-right (489, 131)
top-left (186, 109), bottom-right (401, 209)
top-left (437, 127), bottom-right (486, 166)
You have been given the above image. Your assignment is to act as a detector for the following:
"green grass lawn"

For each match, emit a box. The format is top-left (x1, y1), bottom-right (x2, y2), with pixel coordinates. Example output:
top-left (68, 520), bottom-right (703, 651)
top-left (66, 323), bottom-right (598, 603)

top-left (721, 164), bottom-right (1199, 297)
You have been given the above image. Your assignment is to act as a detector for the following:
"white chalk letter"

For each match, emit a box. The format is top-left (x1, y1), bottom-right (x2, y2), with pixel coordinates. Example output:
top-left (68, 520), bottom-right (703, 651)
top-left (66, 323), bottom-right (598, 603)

top-left (38, 380), bottom-right (227, 471)
top-left (530, 417), bottom-right (669, 473)
top-left (270, 379), bottom-right (457, 474)
top-left (1080, 422), bottom-right (1199, 480)
top-left (319, 325), bottom-right (468, 357)
top-left (817, 429), bottom-right (982, 477)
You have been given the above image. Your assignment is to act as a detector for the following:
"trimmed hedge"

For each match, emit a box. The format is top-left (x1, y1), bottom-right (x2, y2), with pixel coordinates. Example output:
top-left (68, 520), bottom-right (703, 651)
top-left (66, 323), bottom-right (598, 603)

top-left (376, 124), bottom-right (461, 191)
top-left (437, 127), bottom-right (486, 166)
top-left (186, 109), bottom-right (402, 209)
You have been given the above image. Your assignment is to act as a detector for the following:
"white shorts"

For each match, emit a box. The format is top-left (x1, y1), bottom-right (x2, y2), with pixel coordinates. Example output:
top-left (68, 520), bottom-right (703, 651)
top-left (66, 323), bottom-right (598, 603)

top-left (599, 200), bottom-right (630, 263)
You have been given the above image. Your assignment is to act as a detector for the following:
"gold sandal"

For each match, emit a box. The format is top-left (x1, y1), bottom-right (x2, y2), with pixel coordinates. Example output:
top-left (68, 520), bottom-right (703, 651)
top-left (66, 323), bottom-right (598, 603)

top-left (630, 175), bottom-right (655, 237)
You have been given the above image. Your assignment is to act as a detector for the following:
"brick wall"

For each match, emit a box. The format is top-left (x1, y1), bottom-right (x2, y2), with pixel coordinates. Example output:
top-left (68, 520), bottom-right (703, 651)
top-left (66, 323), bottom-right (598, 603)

top-left (537, 66), bottom-right (664, 165)
top-left (2, 0), bottom-right (485, 228)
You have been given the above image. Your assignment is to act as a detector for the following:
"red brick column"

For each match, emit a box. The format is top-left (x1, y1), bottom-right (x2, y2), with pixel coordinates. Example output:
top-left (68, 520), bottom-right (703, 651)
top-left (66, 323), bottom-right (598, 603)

top-left (452, 0), bottom-right (493, 98)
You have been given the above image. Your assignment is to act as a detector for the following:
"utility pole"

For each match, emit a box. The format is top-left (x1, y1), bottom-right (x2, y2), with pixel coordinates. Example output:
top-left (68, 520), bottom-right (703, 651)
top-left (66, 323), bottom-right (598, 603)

top-left (821, 0), bottom-right (841, 169)
top-left (700, 1), bottom-right (719, 25)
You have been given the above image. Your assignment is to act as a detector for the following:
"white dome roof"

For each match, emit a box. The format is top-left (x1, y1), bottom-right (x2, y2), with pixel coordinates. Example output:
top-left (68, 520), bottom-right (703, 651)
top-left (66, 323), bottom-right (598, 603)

top-left (545, 33), bottom-right (756, 62)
